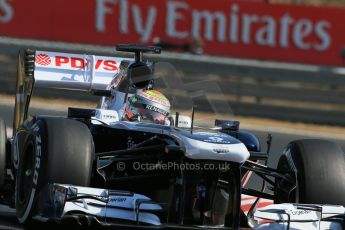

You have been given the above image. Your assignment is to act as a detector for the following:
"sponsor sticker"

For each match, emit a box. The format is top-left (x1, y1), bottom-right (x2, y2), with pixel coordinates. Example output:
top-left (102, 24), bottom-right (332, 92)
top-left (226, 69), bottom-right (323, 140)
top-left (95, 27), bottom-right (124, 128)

top-left (35, 53), bottom-right (51, 66)
top-left (32, 124), bottom-right (42, 186)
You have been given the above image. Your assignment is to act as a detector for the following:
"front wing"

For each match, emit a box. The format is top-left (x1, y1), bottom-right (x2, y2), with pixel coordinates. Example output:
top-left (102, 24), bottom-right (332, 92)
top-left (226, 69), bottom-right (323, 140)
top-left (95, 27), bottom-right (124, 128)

top-left (29, 184), bottom-right (345, 229)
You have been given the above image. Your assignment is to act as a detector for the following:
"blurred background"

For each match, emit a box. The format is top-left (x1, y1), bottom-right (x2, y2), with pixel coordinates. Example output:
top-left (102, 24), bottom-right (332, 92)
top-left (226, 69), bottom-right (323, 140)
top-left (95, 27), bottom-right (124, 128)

top-left (0, 0), bottom-right (345, 124)
top-left (257, 0), bottom-right (345, 6)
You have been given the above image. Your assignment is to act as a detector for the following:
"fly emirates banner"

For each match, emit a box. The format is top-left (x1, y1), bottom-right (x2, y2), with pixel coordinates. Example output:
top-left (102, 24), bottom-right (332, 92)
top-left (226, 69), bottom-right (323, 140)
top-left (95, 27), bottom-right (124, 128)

top-left (1, 0), bottom-right (345, 66)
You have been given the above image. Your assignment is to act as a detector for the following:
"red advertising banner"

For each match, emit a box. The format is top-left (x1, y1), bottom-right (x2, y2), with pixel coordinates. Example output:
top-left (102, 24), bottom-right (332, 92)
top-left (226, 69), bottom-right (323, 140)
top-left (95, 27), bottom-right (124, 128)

top-left (0, 0), bottom-right (345, 66)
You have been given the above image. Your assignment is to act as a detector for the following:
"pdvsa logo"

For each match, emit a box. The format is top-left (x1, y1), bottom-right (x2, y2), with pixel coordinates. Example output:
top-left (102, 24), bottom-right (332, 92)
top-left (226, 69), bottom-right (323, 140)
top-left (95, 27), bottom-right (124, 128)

top-left (35, 53), bottom-right (52, 66)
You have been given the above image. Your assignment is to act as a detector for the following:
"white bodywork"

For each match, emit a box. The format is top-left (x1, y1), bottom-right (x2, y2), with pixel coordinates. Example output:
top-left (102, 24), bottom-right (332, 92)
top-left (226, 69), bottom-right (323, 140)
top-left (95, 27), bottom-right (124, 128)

top-left (178, 134), bottom-right (250, 163)
top-left (108, 121), bottom-right (250, 163)
top-left (93, 109), bottom-right (120, 125)
top-left (34, 51), bottom-right (132, 91)
top-left (253, 203), bottom-right (345, 230)
top-left (42, 184), bottom-right (163, 225)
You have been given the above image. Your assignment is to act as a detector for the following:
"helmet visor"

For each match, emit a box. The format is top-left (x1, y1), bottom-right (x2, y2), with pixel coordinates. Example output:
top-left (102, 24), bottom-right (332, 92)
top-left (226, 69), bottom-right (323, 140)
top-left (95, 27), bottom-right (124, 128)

top-left (125, 105), bottom-right (167, 125)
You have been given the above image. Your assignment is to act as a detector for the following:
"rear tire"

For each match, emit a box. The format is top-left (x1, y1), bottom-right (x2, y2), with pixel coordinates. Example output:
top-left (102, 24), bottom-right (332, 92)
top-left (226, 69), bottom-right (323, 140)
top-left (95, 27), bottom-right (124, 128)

top-left (15, 117), bottom-right (94, 226)
top-left (0, 118), bottom-right (7, 188)
top-left (275, 139), bottom-right (345, 206)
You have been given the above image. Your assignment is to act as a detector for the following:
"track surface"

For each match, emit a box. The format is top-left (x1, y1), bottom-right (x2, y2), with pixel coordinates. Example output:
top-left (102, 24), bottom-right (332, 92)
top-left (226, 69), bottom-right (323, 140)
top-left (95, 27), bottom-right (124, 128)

top-left (0, 104), bottom-right (345, 229)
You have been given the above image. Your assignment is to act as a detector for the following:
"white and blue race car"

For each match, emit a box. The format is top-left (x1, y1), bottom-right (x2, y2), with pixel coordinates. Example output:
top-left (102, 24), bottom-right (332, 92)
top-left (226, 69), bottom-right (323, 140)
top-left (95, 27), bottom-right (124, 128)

top-left (0, 45), bottom-right (345, 229)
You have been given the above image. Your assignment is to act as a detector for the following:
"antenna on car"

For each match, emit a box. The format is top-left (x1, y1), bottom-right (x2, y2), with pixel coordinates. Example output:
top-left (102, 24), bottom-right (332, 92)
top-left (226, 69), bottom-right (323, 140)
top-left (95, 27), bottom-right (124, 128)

top-left (191, 105), bottom-right (196, 134)
top-left (175, 112), bottom-right (179, 127)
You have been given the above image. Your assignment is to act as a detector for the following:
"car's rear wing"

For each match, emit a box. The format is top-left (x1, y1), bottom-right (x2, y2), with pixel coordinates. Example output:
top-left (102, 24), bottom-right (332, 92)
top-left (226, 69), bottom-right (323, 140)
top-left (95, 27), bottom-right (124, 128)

top-left (14, 49), bottom-right (132, 131)
top-left (33, 50), bottom-right (132, 91)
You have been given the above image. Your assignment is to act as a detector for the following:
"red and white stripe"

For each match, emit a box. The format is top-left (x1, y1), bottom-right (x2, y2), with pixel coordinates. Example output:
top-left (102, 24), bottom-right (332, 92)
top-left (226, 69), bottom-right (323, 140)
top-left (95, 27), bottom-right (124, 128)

top-left (241, 194), bottom-right (273, 214)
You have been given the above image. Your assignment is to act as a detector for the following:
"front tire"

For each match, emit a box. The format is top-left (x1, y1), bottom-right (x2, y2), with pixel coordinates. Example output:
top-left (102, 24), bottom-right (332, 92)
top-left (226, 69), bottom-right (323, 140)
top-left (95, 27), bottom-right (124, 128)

top-left (15, 117), bottom-right (94, 225)
top-left (275, 139), bottom-right (345, 206)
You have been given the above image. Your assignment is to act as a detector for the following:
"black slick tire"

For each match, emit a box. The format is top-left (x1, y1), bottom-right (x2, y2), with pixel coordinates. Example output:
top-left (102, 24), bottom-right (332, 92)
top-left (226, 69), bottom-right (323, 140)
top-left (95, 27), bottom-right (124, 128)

top-left (15, 117), bottom-right (94, 226)
top-left (275, 139), bottom-right (345, 206)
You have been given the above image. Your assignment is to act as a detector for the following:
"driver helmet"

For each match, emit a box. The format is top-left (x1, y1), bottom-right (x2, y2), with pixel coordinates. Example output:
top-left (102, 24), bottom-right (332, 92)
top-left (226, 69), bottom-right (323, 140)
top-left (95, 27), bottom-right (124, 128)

top-left (124, 89), bottom-right (170, 124)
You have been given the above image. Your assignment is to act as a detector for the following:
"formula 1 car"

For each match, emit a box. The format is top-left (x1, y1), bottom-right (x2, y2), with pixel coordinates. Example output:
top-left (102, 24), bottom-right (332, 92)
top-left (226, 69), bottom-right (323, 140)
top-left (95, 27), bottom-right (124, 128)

top-left (1, 45), bottom-right (345, 229)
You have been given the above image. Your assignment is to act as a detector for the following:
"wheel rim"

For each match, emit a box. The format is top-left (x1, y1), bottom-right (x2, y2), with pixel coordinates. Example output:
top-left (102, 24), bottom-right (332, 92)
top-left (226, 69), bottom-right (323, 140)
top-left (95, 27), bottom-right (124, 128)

top-left (276, 155), bottom-right (297, 203)
top-left (18, 141), bottom-right (35, 205)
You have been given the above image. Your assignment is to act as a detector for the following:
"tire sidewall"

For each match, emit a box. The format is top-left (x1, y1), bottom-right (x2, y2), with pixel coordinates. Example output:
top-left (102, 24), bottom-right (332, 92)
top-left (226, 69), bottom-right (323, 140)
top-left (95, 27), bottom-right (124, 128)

top-left (276, 139), bottom-right (345, 205)
top-left (285, 143), bottom-right (304, 202)
top-left (15, 117), bottom-right (94, 224)
top-left (0, 119), bottom-right (6, 188)
top-left (275, 143), bottom-right (301, 203)
top-left (16, 119), bottom-right (47, 224)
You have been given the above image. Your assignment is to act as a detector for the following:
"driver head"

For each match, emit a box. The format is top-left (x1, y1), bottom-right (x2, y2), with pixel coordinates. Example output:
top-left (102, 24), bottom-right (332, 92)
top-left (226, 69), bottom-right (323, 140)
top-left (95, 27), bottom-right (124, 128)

top-left (124, 89), bottom-right (170, 125)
